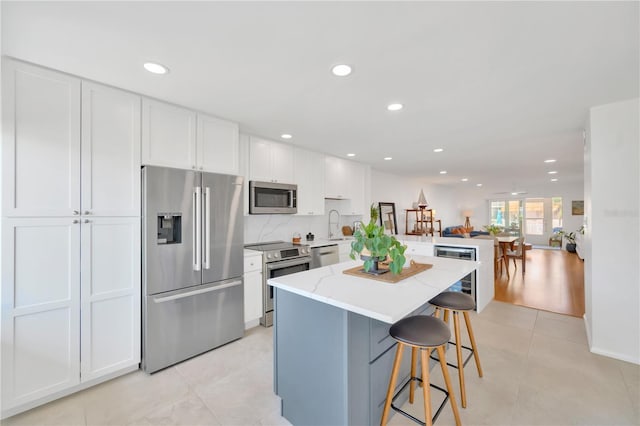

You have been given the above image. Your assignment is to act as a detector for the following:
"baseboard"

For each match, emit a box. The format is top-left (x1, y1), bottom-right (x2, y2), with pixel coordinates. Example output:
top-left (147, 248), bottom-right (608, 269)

top-left (583, 314), bottom-right (639, 365)
top-left (583, 313), bottom-right (592, 347)
top-left (589, 346), bottom-right (640, 365)
top-left (1, 364), bottom-right (139, 419)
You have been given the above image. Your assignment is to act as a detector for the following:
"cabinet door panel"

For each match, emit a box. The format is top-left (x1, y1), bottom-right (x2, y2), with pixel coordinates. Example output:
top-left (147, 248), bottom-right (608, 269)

top-left (249, 137), bottom-right (272, 182)
top-left (141, 99), bottom-right (196, 169)
top-left (270, 142), bottom-right (294, 183)
top-left (294, 148), bottom-right (325, 215)
top-left (82, 82), bottom-right (141, 216)
top-left (244, 270), bottom-right (263, 326)
top-left (1, 218), bottom-right (81, 409)
top-left (80, 218), bottom-right (141, 381)
top-left (197, 114), bottom-right (239, 175)
top-left (2, 59), bottom-right (81, 217)
top-left (324, 156), bottom-right (349, 199)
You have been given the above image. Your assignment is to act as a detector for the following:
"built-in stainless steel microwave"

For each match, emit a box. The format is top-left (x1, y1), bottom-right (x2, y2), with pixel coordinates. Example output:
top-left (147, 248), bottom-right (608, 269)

top-left (249, 181), bottom-right (297, 214)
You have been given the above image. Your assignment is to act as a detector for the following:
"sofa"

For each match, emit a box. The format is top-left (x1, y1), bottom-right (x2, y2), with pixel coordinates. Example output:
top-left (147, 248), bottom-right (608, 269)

top-left (442, 226), bottom-right (490, 238)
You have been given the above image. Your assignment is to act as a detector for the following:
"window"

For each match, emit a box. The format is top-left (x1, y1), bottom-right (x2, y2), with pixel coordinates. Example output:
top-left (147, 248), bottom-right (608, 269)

top-left (552, 197), bottom-right (563, 230)
top-left (490, 200), bottom-right (523, 235)
top-left (525, 199), bottom-right (544, 235)
top-left (490, 201), bottom-right (506, 227)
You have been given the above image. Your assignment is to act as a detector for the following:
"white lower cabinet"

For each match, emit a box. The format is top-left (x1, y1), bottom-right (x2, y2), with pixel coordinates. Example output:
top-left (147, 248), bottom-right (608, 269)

top-left (243, 252), bottom-right (263, 329)
top-left (80, 218), bottom-right (141, 381)
top-left (1, 217), bottom-right (140, 416)
top-left (338, 241), bottom-right (353, 263)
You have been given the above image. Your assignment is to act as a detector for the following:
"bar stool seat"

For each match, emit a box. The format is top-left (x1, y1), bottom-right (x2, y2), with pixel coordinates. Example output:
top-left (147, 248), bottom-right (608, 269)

top-left (380, 315), bottom-right (461, 426)
top-left (428, 291), bottom-right (483, 409)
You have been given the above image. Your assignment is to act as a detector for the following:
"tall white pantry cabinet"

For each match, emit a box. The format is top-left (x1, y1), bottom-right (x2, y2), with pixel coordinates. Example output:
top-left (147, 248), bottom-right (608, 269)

top-left (1, 59), bottom-right (141, 416)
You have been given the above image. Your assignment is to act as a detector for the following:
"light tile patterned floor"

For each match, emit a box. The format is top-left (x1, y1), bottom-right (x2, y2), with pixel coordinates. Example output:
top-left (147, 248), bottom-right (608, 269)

top-left (4, 301), bottom-right (639, 425)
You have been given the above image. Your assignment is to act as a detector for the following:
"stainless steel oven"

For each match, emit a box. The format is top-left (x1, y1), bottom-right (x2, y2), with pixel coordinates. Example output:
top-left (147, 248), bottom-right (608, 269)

top-left (244, 241), bottom-right (311, 326)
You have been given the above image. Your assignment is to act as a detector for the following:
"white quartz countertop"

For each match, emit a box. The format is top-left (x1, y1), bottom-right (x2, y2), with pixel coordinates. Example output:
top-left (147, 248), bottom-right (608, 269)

top-left (268, 255), bottom-right (479, 324)
top-left (305, 238), bottom-right (353, 248)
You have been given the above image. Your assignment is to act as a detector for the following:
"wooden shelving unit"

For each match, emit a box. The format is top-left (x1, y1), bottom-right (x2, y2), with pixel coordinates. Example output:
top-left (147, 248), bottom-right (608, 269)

top-left (405, 208), bottom-right (442, 237)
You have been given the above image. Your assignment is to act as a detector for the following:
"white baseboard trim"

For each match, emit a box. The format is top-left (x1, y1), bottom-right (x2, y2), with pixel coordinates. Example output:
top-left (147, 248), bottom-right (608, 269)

top-left (589, 346), bottom-right (640, 365)
top-left (1, 364), bottom-right (139, 419)
top-left (584, 314), bottom-right (640, 365)
top-left (583, 313), bottom-right (592, 347)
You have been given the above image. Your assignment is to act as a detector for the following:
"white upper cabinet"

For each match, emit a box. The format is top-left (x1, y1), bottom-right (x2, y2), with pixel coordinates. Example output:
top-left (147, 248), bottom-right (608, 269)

top-left (324, 156), bottom-right (366, 215)
top-left (294, 148), bottom-right (325, 216)
top-left (2, 59), bottom-right (81, 217)
top-left (142, 99), bottom-right (240, 175)
top-left (81, 82), bottom-right (141, 216)
top-left (324, 156), bottom-right (351, 200)
top-left (197, 114), bottom-right (239, 175)
top-left (142, 99), bottom-right (197, 169)
top-left (249, 137), bottom-right (294, 183)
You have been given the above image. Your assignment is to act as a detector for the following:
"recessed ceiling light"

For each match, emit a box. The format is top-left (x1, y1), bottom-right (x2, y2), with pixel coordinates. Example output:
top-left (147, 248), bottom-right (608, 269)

top-left (387, 103), bottom-right (403, 111)
top-left (544, 159), bottom-right (557, 163)
top-left (511, 192), bottom-right (519, 195)
top-left (347, 153), bottom-right (356, 157)
top-left (143, 62), bottom-right (169, 74)
top-left (548, 171), bottom-right (558, 174)
top-left (461, 178), bottom-right (468, 182)
top-left (331, 64), bottom-right (352, 77)
top-left (384, 157), bottom-right (392, 161)
top-left (476, 183), bottom-right (483, 187)
top-left (439, 170), bottom-right (447, 174)
top-left (281, 134), bottom-right (292, 140)
top-left (551, 178), bottom-right (558, 182)
top-left (433, 148), bottom-right (444, 153)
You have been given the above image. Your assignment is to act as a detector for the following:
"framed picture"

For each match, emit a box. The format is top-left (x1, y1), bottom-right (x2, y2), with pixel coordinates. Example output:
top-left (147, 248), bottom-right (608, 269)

top-left (572, 200), bottom-right (584, 215)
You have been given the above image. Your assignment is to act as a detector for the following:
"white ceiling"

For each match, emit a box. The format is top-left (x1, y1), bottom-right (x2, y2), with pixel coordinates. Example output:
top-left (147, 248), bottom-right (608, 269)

top-left (2, 1), bottom-right (638, 195)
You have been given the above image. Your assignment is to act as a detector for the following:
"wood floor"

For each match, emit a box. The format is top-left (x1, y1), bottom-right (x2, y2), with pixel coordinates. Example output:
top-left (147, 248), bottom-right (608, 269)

top-left (494, 248), bottom-right (585, 317)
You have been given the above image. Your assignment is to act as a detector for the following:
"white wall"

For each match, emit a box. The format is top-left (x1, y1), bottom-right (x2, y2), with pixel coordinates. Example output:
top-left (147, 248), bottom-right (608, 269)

top-left (585, 98), bottom-right (639, 364)
top-left (370, 170), bottom-right (461, 234)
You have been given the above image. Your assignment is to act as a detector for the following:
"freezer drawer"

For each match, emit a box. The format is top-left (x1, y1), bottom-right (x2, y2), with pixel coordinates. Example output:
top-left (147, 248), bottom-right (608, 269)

top-left (142, 278), bottom-right (244, 373)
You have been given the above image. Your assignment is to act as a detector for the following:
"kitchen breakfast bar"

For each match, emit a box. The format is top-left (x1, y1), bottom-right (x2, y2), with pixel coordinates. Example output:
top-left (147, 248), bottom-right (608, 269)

top-left (268, 256), bottom-right (479, 425)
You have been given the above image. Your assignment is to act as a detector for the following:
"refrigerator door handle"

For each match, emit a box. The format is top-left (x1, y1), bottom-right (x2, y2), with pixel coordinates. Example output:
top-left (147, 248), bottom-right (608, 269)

top-left (194, 186), bottom-right (202, 271)
top-left (153, 280), bottom-right (242, 303)
top-left (204, 186), bottom-right (211, 269)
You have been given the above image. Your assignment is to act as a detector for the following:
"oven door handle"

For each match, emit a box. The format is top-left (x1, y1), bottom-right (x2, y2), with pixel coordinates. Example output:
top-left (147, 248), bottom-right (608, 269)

top-left (265, 257), bottom-right (311, 271)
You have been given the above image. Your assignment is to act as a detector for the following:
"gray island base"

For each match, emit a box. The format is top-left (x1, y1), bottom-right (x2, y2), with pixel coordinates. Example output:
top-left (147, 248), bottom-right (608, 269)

top-left (269, 256), bottom-right (479, 425)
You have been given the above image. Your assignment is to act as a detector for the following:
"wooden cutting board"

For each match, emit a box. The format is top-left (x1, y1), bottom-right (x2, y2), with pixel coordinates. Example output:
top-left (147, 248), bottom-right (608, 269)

top-left (342, 226), bottom-right (353, 236)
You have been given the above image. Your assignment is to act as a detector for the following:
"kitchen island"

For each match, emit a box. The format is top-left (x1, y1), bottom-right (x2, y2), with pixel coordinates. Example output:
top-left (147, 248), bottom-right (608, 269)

top-left (268, 255), bottom-right (479, 425)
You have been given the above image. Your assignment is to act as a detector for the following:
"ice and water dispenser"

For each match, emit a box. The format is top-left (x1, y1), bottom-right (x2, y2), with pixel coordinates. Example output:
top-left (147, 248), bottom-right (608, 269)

top-left (157, 214), bottom-right (182, 245)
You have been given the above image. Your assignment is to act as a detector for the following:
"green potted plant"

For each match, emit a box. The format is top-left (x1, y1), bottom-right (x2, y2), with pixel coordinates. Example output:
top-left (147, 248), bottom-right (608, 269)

top-left (483, 224), bottom-right (503, 236)
top-left (350, 204), bottom-right (407, 275)
top-left (559, 226), bottom-right (584, 253)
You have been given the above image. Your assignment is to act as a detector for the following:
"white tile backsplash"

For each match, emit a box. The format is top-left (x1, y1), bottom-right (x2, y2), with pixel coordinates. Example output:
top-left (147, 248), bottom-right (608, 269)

top-left (244, 200), bottom-right (362, 244)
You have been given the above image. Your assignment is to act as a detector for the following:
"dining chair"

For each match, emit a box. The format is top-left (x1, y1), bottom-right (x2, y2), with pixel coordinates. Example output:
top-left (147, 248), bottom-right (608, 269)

top-left (506, 236), bottom-right (526, 275)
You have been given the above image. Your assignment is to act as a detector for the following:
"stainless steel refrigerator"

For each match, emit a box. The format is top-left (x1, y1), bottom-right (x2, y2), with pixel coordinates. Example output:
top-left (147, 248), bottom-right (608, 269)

top-left (142, 166), bottom-right (244, 373)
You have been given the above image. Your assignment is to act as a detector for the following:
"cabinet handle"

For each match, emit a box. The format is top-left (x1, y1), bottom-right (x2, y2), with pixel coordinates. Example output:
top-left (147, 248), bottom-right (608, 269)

top-left (72, 219), bottom-right (79, 224)
top-left (84, 219), bottom-right (90, 223)
top-left (83, 210), bottom-right (90, 215)
top-left (73, 210), bottom-right (79, 215)
top-left (192, 166), bottom-right (196, 169)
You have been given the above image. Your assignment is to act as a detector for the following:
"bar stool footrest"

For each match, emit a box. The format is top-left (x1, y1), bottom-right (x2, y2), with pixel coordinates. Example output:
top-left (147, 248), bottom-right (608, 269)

top-left (429, 341), bottom-right (475, 370)
top-left (390, 376), bottom-right (449, 426)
